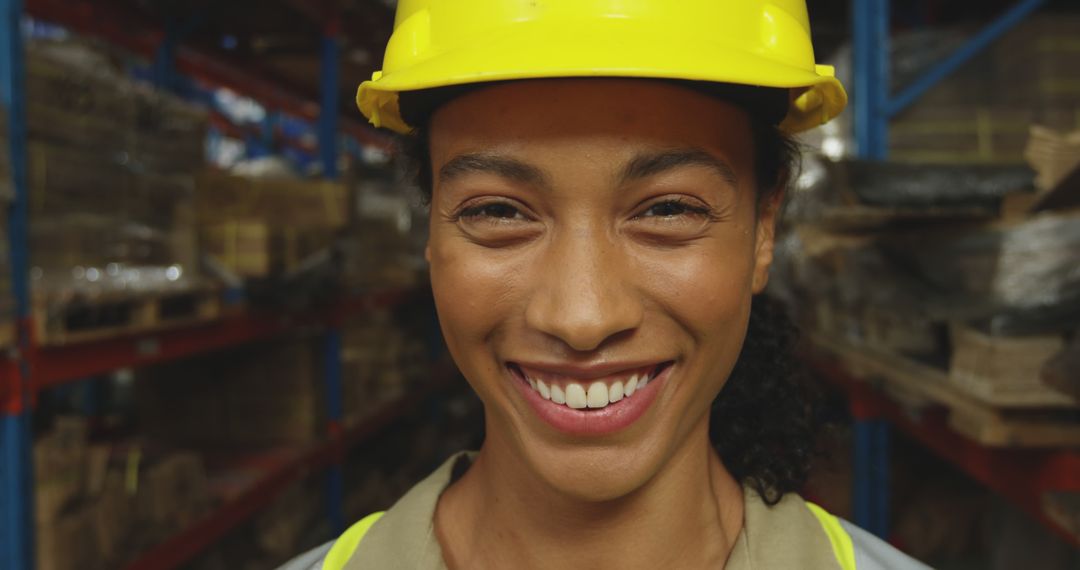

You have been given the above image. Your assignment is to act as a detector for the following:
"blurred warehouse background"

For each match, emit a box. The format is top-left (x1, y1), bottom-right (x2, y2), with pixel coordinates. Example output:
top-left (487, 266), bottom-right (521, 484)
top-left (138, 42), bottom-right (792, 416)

top-left (0, 0), bottom-right (1079, 569)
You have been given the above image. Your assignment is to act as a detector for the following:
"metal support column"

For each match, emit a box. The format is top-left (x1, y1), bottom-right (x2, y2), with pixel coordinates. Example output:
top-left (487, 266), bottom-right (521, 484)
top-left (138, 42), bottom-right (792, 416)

top-left (318, 22), bottom-right (340, 179)
top-left (154, 22), bottom-right (178, 92)
top-left (319, 15), bottom-right (345, 536)
top-left (1, 0), bottom-right (35, 568)
top-left (853, 0), bottom-right (890, 160)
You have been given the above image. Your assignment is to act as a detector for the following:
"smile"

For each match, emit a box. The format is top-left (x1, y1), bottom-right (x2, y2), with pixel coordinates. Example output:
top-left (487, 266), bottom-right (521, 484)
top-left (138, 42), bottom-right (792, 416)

top-left (507, 361), bottom-right (675, 436)
top-left (516, 363), bottom-right (667, 411)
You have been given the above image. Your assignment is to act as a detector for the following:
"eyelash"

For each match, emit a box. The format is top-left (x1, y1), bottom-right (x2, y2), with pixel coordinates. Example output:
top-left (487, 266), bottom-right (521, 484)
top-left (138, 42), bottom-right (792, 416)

top-left (453, 197), bottom-right (717, 223)
top-left (455, 200), bottom-right (529, 222)
top-left (636, 198), bottom-right (718, 221)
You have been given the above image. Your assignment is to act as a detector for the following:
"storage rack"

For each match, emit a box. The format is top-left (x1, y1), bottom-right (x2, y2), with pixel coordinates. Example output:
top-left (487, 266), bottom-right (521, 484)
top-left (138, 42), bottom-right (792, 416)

top-left (0, 1), bottom-right (436, 568)
top-left (847, 0), bottom-right (1079, 546)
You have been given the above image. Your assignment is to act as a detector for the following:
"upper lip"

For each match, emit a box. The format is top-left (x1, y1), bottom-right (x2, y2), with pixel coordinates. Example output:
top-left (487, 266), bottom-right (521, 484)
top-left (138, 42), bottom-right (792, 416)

top-left (509, 359), bottom-right (669, 381)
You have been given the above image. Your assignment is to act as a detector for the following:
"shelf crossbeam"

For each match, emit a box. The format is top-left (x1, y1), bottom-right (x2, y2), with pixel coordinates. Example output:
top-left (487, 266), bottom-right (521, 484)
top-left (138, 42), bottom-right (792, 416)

top-left (810, 349), bottom-right (1080, 547)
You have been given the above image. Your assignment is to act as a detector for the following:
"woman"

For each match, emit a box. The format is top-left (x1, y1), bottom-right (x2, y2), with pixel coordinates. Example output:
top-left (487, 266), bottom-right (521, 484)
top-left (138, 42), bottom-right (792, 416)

top-left (287, 1), bottom-right (928, 568)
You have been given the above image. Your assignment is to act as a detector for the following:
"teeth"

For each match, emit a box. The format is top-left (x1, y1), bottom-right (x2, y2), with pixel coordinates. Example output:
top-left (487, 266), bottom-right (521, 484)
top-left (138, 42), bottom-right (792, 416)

top-left (522, 367), bottom-right (664, 410)
top-left (565, 383), bottom-right (588, 409)
top-left (537, 380), bottom-right (551, 400)
top-left (624, 374), bottom-right (639, 397)
top-left (609, 381), bottom-right (624, 402)
top-left (550, 384), bottom-right (566, 405)
top-left (586, 382), bottom-right (609, 408)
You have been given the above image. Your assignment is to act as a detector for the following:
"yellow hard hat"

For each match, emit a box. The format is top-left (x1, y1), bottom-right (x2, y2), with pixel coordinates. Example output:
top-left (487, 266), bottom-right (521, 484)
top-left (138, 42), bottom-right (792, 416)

top-left (357, 0), bottom-right (846, 134)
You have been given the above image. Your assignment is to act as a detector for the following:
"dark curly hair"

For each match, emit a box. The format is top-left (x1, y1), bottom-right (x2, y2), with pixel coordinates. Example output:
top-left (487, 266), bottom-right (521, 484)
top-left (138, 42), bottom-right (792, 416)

top-left (397, 80), bottom-right (819, 505)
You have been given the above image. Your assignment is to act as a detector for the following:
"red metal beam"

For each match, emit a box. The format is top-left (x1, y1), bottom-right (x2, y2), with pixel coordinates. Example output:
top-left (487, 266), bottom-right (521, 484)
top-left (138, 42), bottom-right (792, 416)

top-left (808, 353), bottom-right (1080, 547)
top-left (28, 289), bottom-right (416, 390)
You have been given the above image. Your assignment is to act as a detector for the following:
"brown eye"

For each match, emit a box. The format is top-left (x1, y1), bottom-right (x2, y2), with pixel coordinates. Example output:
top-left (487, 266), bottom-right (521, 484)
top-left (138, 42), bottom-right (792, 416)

top-left (637, 199), bottom-right (713, 220)
top-left (460, 202), bottom-right (526, 220)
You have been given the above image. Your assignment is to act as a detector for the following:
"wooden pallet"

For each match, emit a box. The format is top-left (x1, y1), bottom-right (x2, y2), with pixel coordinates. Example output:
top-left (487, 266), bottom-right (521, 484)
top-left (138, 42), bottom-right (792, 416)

top-left (808, 332), bottom-right (1080, 448)
top-left (34, 286), bottom-right (222, 346)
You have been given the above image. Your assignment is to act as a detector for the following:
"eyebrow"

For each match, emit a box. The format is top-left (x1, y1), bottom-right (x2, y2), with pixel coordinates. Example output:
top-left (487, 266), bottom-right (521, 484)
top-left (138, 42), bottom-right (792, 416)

top-left (620, 148), bottom-right (740, 187)
top-left (438, 153), bottom-right (551, 190)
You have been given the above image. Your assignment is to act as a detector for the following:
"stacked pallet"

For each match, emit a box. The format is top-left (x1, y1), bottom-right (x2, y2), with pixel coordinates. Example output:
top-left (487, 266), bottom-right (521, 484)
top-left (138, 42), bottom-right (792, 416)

top-left (135, 305), bottom-right (435, 448)
top-left (135, 337), bottom-right (327, 447)
top-left (196, 170), bottom-right (347, 280)
top-left (778, 148), bottom-right (1080, 447)
top-left (340, 306), bottom-right (432, 423)
top-left (11, 37), bottom-right (216, 345)
top-left (34, 417), bottom-right (211, 570)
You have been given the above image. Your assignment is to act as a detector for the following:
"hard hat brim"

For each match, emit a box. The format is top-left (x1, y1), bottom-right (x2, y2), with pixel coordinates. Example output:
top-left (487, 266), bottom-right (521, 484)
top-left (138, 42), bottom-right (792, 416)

top-left (356, 19), bottom-right (846, 134)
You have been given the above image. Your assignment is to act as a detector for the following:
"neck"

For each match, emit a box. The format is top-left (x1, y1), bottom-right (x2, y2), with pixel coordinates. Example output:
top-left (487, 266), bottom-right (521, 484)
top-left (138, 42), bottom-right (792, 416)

top-left (436, 423), bottom-right (744, 570)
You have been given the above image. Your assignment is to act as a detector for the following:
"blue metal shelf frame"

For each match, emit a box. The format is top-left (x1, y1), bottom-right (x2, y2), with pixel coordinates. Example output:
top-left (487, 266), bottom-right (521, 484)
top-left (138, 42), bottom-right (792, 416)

top-left (1, 4), bottom-right (366, 566)
top-left (1, 0), bottom-right (35, 567)
top-left (850, 0), bottom-right (1048, 540)
top-left (319, 16), bottom-right (346, 538)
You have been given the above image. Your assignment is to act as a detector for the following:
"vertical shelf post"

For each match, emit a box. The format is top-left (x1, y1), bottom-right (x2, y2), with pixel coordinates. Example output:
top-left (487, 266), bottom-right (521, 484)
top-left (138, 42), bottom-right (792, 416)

top-left (0, 0), bottom-right (35, 568)
top-left (851, 0), bottom-right (892, 540)
top-left (853, 0), bottom-right (890, 160)
top-left (319, 12), bottom-right (346, 536)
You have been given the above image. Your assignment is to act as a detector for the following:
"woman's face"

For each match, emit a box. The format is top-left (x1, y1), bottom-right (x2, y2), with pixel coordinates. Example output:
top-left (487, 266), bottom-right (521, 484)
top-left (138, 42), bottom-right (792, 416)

top-left (427, 79), bottom-right (781, 500)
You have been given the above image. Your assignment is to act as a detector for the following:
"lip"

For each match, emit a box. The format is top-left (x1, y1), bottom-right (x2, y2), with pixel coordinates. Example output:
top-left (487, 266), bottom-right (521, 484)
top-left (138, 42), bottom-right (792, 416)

top-left (508, 361), bottom-right (673, 437)
top-left (512, 360), bottom-right (664, 382)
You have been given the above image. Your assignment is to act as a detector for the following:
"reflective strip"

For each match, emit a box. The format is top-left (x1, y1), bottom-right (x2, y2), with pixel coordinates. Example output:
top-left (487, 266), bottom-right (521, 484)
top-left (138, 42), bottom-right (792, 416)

top-left (324, 512), bottom-right (386, 570)
top-left (806, 502), bottom-right (857, 570)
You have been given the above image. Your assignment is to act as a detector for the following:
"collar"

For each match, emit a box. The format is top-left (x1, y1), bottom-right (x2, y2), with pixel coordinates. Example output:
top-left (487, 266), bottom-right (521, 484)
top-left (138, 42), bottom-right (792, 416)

top-left (345, 451), bottom-right (840, 569)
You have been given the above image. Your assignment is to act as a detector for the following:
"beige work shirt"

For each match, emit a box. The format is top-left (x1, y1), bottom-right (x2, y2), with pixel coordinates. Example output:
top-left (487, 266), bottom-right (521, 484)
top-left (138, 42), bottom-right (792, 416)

top-left (343, 452), bottom-right (845, 570)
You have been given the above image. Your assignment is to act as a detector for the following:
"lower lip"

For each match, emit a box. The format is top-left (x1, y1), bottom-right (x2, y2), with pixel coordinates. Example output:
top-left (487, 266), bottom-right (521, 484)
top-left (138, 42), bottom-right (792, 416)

top-left (511, 365), bottom-right (670, 437)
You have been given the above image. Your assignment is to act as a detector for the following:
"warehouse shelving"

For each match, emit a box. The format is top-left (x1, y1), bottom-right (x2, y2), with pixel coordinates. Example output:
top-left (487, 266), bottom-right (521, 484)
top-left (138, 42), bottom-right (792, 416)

top-left (848, 0), bottom-right (1073, 545)
top-left (0, 0), bottom-right (416, 568)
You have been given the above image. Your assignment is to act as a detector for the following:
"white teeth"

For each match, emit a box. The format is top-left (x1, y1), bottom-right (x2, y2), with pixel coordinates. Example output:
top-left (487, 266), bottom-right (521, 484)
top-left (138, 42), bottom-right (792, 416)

top-left (550, 384), bottom-right (566, 405)
top-left (624, 374), bottom-right (639, 397)
top-left (537, 380), bottom-right (551, 400)
top-left (609, 381), bottom-right (624, 402)
top-left (586, 382), bottom-right (609, 408)
top-left (565, 383), bottom-right (588, 409)
top-left (523, 368), bottom-right (661, 410)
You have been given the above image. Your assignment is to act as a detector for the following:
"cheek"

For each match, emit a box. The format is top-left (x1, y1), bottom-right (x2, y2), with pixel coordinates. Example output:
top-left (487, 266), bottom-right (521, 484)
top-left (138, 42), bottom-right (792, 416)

top-left (637, 233), bottom-right (757, 328)
top-left (428, 234), bottom-right (519, 370)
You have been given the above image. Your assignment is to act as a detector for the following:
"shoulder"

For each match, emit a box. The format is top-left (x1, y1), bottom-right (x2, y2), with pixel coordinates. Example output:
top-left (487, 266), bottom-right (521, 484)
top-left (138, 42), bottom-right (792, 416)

top-left (802, 499), bottom-right (933, 570)
top-left (277, 452), bottom-right (472, 570)
top-left (741, 489), bottom-right (931, 570)
top-left (834, 516), bottom-right (934, 570)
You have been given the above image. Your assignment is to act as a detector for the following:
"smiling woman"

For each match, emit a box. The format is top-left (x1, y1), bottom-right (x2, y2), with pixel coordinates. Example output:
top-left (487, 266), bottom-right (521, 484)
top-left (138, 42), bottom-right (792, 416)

top-left (280, 1), bottom-right (932, 570)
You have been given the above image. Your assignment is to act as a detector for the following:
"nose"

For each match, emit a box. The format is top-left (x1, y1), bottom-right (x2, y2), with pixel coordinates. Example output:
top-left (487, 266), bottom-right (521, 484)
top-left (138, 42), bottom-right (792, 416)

top-left (523, 228), bottom-right (644, 352)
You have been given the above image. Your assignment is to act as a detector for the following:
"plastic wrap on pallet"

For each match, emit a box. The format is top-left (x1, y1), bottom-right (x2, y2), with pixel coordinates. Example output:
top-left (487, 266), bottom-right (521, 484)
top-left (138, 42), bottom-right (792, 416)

top-left (882, 213), bottom-right (1080, 334)
top-left (20, 36), bottom-right (208, 303)
top-left (826, 160), bottom-right (1034, 208)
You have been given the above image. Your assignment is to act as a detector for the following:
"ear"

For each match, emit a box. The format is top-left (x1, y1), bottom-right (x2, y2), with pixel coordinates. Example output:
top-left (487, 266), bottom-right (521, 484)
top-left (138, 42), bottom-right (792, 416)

top-left (751, 190), bottom-right (784, 294)
top-left (425, 242), bottom-right (433, 263)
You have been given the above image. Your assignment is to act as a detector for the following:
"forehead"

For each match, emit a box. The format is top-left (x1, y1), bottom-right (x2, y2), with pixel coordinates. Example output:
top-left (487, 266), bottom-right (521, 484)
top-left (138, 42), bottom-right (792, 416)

top-left (428, 79), bottom-right (754, 165)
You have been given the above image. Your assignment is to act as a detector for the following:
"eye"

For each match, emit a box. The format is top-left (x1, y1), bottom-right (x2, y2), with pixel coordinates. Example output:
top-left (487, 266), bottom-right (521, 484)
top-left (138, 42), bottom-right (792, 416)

top-left (636, 198), bottom-right (714, 220)
top-left (459, 202), bottom-right (527, 221)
